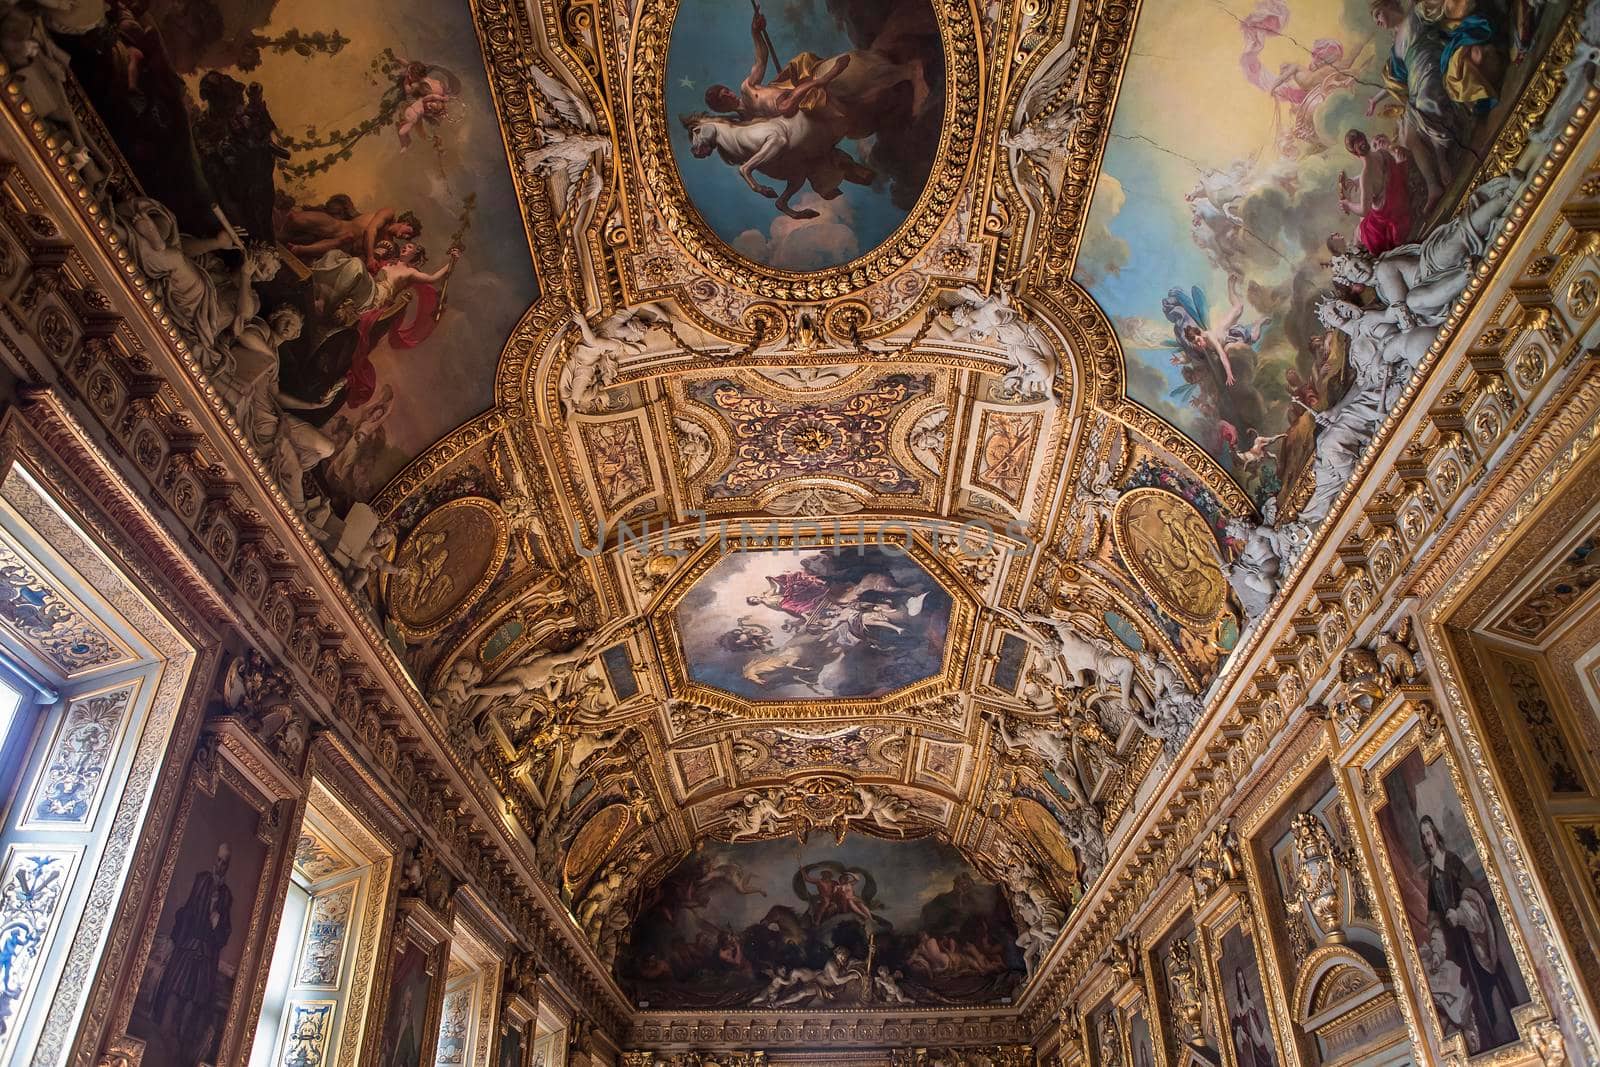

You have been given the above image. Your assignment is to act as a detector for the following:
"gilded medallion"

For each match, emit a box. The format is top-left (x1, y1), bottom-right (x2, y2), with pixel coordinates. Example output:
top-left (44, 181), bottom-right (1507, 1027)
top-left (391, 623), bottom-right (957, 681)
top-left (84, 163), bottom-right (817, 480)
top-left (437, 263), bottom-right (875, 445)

top-left (564, 802), bottom-right (632, 890)
top-left (1010, 796), bottom-right (1078, 886)
top-left (388, 497), bottom-right (510, 637)
top-left (1111, 488), bottom-right (1227, 628)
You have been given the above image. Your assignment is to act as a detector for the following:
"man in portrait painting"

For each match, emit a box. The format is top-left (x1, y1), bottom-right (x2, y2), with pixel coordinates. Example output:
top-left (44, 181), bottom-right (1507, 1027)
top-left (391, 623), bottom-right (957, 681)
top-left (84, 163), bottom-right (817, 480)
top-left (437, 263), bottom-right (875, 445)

top-left (1419, 813), bottom-right (1519, 1050)
top-left (1227, 966), bottom-right (1276, 1067)
top-left (1421, 917), bottom-right (1481, 1050)
top-left (498, 1023), bottom-right (524, 1067)
top-left (152, 843), bottom-right (234, 1059)
top-left (386, 985), bottom-right (422, 1067)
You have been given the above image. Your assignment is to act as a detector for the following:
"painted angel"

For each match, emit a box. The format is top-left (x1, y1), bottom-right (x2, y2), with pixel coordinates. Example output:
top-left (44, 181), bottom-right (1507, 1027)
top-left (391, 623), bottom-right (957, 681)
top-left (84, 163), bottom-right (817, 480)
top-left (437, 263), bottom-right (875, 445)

top-left (1237, 0), bottom-right (1367, 158)
top-left (395, 60), bottom-right (462, 147)
top-left (525, 63), bottom-right (611, 237)
top-left (1161, 281), bottom-right (1269, 393)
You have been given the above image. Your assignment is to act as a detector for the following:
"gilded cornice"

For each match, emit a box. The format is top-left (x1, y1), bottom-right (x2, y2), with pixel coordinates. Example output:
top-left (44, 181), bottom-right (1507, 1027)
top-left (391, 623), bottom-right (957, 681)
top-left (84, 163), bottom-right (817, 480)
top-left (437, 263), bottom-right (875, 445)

top-left (0, 83), bottom-right (633, 1035)
top-left (1017, 48), bottom-right (1600, 1040)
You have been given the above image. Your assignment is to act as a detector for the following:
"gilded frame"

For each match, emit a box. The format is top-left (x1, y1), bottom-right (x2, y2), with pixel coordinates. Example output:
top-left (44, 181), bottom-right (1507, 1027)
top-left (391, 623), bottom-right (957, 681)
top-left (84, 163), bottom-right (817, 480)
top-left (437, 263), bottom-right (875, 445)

top-left (1111, 979), bottom-right (1156, 1067)
top-left (1140, 896), bottom-right (1202, 1067)
top-left (300, 738), bottom-right (409, 1067)
top-left (624, 0), bottom-right (981, 301)
top-left (365, 898), bottom-right (453, 1067)
top-left (1352, 711), bottom-right (1551, 1065)
top-left (1197, 894), bottom-right (1295, 1067)
top-left (108, 721), bottom-right (302, 1067)
top-left (1233, 723), bottom-right (1417, 1066)
top-left (646, 529), bottom-right (978, 718)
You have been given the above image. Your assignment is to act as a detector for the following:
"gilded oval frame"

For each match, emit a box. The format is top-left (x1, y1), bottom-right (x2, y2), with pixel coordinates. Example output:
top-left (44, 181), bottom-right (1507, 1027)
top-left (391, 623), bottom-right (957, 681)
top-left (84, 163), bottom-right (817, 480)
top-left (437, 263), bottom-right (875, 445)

top-left (1110, 487), bottom-right (1228, 630)
top-left (386, 496), bottom-right (511, 639)
top-left (629, 0), bottom-right (979, 300)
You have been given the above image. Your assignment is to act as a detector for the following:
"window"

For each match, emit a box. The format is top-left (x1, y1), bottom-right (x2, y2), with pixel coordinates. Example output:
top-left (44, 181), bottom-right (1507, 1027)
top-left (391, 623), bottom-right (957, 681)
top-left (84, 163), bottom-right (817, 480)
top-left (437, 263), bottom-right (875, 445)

top-left (248, 786), bottom-right (389, 1067)
top-left (250, 880), bottom-right (313, 1067)
top-left (0, 652), bottom-right (46, 825)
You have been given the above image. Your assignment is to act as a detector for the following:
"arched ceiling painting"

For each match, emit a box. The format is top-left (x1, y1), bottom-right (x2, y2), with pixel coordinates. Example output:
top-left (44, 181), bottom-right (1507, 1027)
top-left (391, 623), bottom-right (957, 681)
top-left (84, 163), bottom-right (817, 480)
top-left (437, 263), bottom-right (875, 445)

top-left (617, 836), bottom-right (1027, 1010)
top-left (62, 0), bottom-right (538, 515)
top-left (1075, 0), bottom-right (1561, 513)
top-left (49, 0), bottom-right (1584, 1013)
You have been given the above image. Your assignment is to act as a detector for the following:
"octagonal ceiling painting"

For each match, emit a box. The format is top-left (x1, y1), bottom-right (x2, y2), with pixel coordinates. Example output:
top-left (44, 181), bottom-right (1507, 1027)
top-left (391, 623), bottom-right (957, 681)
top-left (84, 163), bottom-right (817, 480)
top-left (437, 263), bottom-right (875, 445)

top-left (616, 836), bottom-right (1026, 1009)
top-left (62, 0), bottom-right (537, 514)
top-left (666, 0), bottom-right (946, 271)
top-left (673, 546), bottom-right (953, 701)
top-left (1075, 0), bottom-right (1564, 513)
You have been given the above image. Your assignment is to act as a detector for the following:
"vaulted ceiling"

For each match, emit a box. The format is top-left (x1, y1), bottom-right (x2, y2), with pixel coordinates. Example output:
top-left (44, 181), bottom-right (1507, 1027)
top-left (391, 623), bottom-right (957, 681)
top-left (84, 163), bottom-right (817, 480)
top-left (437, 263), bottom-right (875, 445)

top-left (64, 0), bottom-right (1577, 1014)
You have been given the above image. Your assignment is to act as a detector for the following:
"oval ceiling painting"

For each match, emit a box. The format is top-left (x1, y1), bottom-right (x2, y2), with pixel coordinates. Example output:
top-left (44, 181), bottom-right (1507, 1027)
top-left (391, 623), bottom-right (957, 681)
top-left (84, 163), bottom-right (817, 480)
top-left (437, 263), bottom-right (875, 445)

top-left (666, 0), bottom-right (946, 272)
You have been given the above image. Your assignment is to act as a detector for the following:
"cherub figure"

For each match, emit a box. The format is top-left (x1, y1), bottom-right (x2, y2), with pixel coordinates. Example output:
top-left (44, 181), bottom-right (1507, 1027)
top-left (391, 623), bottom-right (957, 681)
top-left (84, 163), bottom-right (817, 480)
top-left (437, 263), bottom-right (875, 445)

top-left (395, 60), bottom-right (460, 147)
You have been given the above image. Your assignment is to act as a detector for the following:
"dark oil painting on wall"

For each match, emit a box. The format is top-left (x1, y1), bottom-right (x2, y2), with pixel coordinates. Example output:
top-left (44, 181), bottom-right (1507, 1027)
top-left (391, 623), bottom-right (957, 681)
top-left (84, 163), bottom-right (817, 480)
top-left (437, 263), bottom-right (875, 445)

top-left (497, 1019), bottom-right (526, 1067)
top-left (379, 935), bottom-right (436, 1067)
top-left (615, 835), bottom-right (1025, 1009)
top-left (127, 777), bottom-right (272, 1067)
top-left (1377, 748), bottom-right (1530, 1055)
top-left (1216, 925), bottom-right (1278, 1067)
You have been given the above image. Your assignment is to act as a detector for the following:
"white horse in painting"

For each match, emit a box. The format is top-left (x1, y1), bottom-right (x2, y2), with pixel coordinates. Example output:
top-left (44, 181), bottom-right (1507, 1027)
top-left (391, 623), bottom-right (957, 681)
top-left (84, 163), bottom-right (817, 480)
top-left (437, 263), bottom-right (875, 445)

top-left (681, 111), bottom-right (874, 220)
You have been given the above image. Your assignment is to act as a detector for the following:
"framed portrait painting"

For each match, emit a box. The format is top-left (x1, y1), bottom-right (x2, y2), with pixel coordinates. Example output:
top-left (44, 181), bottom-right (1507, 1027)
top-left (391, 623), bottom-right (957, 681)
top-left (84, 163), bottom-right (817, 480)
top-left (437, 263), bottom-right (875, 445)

top-left (379, 934), bottom-right (440, 1067)
top-left (1374, 745), bottom-right (1532, 1056)
top-left (1127, 1003), bottom-right (1156, 1067)
top-left (126, 766), bottom-right (279, 1067)
top-left (498, 1018), bottom-right (528, 1067)
top-left (1213, 922), bottom-right (1279, 1067)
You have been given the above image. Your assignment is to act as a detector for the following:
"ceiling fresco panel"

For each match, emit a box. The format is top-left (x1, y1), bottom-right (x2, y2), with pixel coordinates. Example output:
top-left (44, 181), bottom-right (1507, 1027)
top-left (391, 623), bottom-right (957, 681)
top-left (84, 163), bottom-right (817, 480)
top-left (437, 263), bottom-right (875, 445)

top-left (1074, 0), bottom-right (1568, 514)
top-left (665, 0), bottom-right (947, 272)
top-left (668, 545), bottom-right (955, 703)
top-left (616, 836), bottom-right (1028, 1010)
top-left (63, 0), bottom-right (539, 520)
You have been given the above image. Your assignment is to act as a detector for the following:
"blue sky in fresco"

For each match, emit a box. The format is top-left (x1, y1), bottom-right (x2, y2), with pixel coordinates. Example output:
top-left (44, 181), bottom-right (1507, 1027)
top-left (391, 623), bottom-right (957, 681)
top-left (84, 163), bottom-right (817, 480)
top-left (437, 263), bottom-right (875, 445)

top-left (665, 0), bottom-right (909, 269)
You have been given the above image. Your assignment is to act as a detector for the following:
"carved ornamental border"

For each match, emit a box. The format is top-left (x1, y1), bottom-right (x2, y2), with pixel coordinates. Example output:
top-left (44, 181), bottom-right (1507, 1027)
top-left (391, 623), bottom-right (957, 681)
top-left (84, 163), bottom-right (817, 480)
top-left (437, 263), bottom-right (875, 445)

top-left (1018, 63), bottom-right (1600, 1064)
top-left (0, 97), bottom-right (632, 1044)
top-left (624, 0), bottom-right (982, 301)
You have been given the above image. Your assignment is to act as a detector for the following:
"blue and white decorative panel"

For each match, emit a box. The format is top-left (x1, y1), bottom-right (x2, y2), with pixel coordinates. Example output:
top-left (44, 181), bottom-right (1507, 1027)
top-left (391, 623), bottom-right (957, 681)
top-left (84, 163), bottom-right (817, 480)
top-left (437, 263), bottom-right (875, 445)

top-left (0, 538), bottom-right (130, 677)
top-left (0, 846), bottom-right (80, 1062)
top-left (530, 1031), bottom-right (563, 1067)
top-left (294, 881), bottom-right (356, 987)
top-left (22, 681), bottom-right (139, 829)
top-left (434, 988), bottom-right (472, 1067)
top-left (292, 827), bottom-right (355, 883)
top-left (281, 999), bottom-right (335, 1067)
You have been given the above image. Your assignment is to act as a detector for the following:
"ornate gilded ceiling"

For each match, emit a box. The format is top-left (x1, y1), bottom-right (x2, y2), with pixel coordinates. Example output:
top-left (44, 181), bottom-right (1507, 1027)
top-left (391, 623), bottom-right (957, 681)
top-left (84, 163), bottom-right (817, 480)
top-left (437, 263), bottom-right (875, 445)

top-left (49, 0), bottom-right (1587, 1015)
